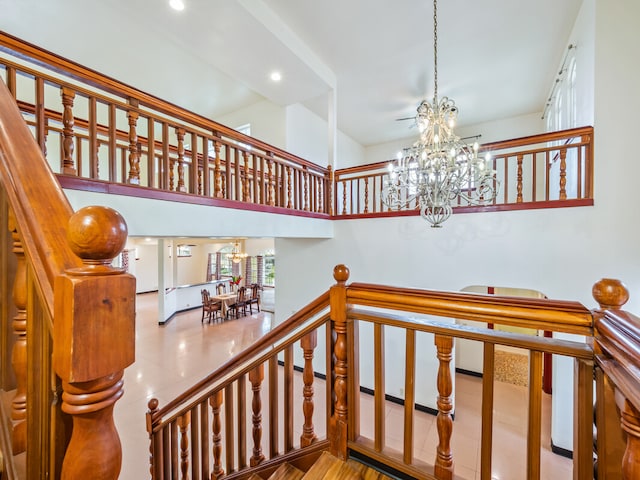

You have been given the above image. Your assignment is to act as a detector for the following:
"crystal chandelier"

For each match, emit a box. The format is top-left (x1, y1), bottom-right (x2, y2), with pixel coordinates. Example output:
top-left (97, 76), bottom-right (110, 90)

top-left (383, 0), bottom-right (498, 228)
top-left (230, 241), bottom-right (247, 264)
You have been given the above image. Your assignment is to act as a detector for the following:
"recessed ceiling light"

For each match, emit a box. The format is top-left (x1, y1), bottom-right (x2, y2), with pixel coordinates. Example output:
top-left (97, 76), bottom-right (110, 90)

top-left (169, 0), bottom-right (185, 11)
top-left (270, 71), bottom-right (282, 82)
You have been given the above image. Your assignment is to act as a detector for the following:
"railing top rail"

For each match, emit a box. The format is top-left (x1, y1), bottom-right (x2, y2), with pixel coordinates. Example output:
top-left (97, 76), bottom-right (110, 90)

top-left (350, 307), bottom-right (593, 359)
top-left (346, 282), bottom-right (593, 335)
top-left (0, 77), bottom-right (81, 311)
top-left (334, 126), bottom-right (594, 177)
top-left (0, 31), bottom-right (327, 173)
top-left (151, 290), bottom-right (330, 419)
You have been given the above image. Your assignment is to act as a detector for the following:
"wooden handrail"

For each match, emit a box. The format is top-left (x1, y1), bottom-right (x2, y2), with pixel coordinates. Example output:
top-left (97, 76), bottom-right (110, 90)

top-left (347, 282), bottom-right (593, 335)
top-left (0, 32), bottom-right (326, 173)
top-left (0, 74), bottom-right (136, 479)
top-left (150, 290), bottom-right (330, 419)
top-left (0, 75), bottom-right (81, 310)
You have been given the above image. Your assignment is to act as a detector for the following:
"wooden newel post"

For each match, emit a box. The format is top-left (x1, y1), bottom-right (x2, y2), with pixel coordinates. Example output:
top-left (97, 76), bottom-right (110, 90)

top-left (592, 279), bottom-right (639, 479)
top-left (329, 264), bottom-right (349, 459)
top-left (53, 206), bottom-right (135, 480)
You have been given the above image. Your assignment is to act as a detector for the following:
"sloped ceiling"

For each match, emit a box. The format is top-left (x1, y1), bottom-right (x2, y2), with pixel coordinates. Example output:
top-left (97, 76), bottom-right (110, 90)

top-left (1, 0), bottom-right (582, 146)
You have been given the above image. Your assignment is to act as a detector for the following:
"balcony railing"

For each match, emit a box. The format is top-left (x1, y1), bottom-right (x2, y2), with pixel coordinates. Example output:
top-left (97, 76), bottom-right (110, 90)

top-left (0, 32), bottom-right (331, 218)
top-left (334, 126), bottom-right (594, 219)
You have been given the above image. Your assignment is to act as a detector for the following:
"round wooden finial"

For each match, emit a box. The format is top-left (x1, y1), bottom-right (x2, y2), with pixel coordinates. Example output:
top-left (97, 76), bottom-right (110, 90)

top-left (67, 206), bottom-right (128, 267)
top-left (147, 398), bottom-right (159, 411)
top-left (592, 278), bottom-right (629, 309)
top-left (333, 264), bottom-right (350, 284)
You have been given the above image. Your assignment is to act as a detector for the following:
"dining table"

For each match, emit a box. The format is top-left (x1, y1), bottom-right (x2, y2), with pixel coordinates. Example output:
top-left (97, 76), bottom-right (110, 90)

top-left (211, 292), bottom-right (238, 318)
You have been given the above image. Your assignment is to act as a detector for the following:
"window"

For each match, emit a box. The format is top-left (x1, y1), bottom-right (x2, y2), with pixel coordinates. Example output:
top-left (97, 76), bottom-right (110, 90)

top-left (264, 250), bottom-right (275, 287)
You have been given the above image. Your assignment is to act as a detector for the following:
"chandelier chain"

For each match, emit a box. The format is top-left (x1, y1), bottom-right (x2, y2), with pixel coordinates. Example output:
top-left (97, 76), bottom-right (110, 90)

top-left (433, 0), bottom-right (438, 103)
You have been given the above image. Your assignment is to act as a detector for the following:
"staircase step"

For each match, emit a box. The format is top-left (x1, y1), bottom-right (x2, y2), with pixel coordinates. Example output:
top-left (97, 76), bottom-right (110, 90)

top-left (346, 459), bottom-right (395, 480)
top-left (268, 462), bottom-right (305, 480)
top-left (302, 451), bottom-right (362, 480)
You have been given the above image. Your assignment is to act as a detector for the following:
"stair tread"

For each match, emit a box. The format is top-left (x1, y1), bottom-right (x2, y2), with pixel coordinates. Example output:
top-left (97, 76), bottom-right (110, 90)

top-left (346, 459), bottom-right (395, 480)
top-left (268, 463), bottom-right (305, 480)
top-left (302, 452), bottom-right (361, 480)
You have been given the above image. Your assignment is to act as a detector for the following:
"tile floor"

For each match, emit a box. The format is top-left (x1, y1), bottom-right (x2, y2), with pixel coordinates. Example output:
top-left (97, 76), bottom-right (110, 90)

top-left (115, 293), bottom-right (573, 480)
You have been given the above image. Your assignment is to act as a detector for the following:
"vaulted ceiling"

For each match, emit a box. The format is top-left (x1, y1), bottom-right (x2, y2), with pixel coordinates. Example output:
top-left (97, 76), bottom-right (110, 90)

top-left (1, 0), bottom-right (582, 146)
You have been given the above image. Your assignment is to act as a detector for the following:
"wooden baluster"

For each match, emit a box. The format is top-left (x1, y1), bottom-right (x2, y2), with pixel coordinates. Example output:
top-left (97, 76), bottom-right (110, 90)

top-left (342, 181), bottom-right (347, 215)
top-left (286, 166), bottom-right (293, 209)
top-left (243, 151), bottom-right (251, 202)
top-left (364, 177), bottom-right (369, 213)
top-left (516, 154), bottom-right (523, 203)
top-left (210, 390), bottom-right (224, 479)
top-left (621, 400), bottom-right (640, 480)
top-left (249, 364), bottom-right (265, 466)
top-left (169, 156), bottom-right (175, 192)
top-left (327, 165), bottom-right (334, 215)
top-left (329, 265), bottom-right (349, 459)
top-left (54, 206), bottom-right (135, 480)
top-left (176, 127), bottom-right (186, 192)
top-left (213, 139), bottom-right (223, 198)
top-left (303, 167), bottom-right (309, 211)
top-left (60, 87), bottom-right (77, 175)
top-left (7, 209), bottom-right (26, 454)
top-left (146, 398), bottom-right (160, 480)
top-left (300, 331), bottom-right (318, 447)
top-left (317, 176), bottom-right (323, 213)
top-left (267, 156), bottom-right (275, 206)
top-left (559, 148), bottom-right (567, 200)
top-left (126, 106), bottom-right (140, 184)
top-left (178, 411), bottom-right (190, 480)
top-left (434, 334), bottom-right (454, 480)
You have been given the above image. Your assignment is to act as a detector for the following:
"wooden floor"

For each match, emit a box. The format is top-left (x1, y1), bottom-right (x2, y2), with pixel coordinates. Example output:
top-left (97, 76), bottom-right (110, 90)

top-left (115, 292), bottom-right (572, 480)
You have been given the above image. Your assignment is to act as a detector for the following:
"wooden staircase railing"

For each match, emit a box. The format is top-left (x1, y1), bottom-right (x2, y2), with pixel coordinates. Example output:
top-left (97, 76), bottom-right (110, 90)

top-left (147, 291), bottom-right (333, 479)
top-left (0, 70), bottom-right (136, 480)
top-left (0, 32), bottom-right (331, 218)
top-left (334, 126), bottom-right (594, 218)
top-left (150, 265), bottom-right (640, 480)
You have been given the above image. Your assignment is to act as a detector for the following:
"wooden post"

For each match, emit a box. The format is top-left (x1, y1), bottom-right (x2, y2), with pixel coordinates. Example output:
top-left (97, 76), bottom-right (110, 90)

top-left (329, 264), bottom-right (349, 459)
top-left (286, 166), bottom-right (293, 209)
top-left (210, 390), bottom-right (224, 478)
top-left (364, 177), bottom-right (369, 213)
top-left (146, 398), bottom-right (160, 480)
top-left (592, 279), bottom-right (635, 479)
top-left (303, 167), bottom-right (309, 211)
top-left (53, 206), bottom-right (135, 480)
top-left (243, 151), bottom-right (251, 202)
top-left (176, 127), bottom-right (186, 192)
top-left (7, 208), bottom-right (26, 454)
top-left (249, 364), bottom-right (265, 466)
top-left (434, 334), bottom-right (454, 480)
top-left (126, 103), bottom-right (140, 185)
top-left (60, 87), bottom-right (77, 175)
top-left (300, 330), bottom-right (318, 447)
top-left (178, 411), bottom-right (190, 480)
top-left (327, 165), bottom-right (334, 216)
top-left (559, 148), bottom-right (567, 200)
top-left (516, 154), bottom-right (523, 203)
top-left (267, 156), bottom-right (275, 206)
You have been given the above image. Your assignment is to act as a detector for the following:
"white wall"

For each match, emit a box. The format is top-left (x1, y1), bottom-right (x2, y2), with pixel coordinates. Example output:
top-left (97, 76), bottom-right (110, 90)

top-left (215, 99), bottom-right (287, 150)
top-left (285, 103), bottom-right (365, 169)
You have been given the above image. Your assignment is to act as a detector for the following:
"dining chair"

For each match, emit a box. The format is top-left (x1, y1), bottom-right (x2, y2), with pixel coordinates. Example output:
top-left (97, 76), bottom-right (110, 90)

top-left (216, 283), bottom-right (226, 295)
top-left (248, 283), bottom-right (260, 313)
top-left (228, 286), bottom-right (248, 319)
top-left (201, 289), bottom-right (222, 323)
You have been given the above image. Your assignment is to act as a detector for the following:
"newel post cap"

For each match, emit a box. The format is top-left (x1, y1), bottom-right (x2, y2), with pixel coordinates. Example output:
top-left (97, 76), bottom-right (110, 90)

top-left (333, 265), bottom-right (350, 284)
top-left (592, 278), bottom-right (629, 310)
top-left (54, 206), bottom-right (135, 383)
